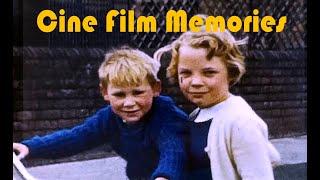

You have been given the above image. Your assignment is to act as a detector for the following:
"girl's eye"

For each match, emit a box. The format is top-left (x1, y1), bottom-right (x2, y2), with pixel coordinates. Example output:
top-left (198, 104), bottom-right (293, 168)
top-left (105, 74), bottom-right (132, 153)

top-left (132, 90), bottom-right (145, 96)
top-left (179, 70), bottom-right (192, 76)
top-left (203, 70), bottom-right (217, 76)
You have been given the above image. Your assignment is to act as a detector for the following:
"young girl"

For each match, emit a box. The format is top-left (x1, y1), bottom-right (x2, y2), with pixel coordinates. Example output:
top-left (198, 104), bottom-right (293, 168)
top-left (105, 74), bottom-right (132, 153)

top-left (154, 27), bottom-right (281, 179)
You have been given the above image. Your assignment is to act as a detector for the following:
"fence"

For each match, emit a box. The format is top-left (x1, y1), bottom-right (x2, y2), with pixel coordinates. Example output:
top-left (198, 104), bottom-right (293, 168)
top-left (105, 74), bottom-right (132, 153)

top-left (13, 0), bottom-right (307, 166)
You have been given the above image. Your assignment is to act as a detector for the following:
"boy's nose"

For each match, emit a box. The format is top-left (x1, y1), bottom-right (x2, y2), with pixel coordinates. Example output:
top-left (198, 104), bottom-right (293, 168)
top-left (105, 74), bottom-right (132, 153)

top-left (123, 97), bottom-right (136, 107)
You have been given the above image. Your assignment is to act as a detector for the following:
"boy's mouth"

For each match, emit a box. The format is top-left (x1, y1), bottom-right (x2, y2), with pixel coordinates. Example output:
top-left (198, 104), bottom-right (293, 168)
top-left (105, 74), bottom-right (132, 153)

top-left (122, 110), bottom-right (140, 113)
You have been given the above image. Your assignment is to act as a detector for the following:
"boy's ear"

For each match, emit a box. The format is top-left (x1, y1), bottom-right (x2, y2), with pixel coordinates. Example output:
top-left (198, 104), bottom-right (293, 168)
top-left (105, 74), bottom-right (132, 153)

top-left (99, 83), bottom-right (110, 101)
top-left (152, 81), bottom-right (161, 97)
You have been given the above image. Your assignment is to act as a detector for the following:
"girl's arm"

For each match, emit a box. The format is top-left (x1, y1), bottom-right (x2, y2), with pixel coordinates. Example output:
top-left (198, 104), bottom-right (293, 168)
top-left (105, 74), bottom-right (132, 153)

top-left (231, 120), bottom-right (276, 180)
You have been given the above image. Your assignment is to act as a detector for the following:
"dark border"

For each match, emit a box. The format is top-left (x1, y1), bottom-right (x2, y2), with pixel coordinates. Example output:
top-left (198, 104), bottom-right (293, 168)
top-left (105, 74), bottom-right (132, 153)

top-left (0, 0), bottom-right (13, 179)
top-left (307, 0), bottom-right (319, 179)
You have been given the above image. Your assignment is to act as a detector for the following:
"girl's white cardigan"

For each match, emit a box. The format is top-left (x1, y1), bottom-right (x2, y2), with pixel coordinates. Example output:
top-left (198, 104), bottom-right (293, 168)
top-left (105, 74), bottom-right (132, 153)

top-left (192, 94), bottom-right (281, 180)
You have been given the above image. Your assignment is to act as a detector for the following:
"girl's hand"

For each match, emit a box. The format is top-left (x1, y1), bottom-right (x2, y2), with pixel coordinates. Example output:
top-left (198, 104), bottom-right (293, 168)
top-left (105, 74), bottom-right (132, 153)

top-left (13, 143), bottom-right (29, 160)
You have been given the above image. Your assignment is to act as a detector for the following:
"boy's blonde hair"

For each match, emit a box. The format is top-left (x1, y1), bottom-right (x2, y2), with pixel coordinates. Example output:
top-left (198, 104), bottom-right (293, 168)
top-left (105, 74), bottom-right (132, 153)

top-left (98, 47), bottom-right (160, 88)
top-left (154, 18), bottom-right (248, 86)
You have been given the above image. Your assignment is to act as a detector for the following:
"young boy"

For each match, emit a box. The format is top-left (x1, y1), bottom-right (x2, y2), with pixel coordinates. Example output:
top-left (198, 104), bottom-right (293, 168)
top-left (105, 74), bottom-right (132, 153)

top-left (13, 47), bottom-right (188, 180)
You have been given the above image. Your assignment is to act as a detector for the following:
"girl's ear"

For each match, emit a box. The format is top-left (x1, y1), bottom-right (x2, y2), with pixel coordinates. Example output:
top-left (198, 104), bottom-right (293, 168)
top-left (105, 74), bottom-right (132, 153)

top-left (99, 83), bottom-right (110, 101)
top-left (152, 81), bottom-right (162, 97)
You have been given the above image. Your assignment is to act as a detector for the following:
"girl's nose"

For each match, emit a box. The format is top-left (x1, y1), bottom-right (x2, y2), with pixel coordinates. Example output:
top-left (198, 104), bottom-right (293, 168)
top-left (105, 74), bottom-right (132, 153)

top-left (190, 76), bottom-right (204, 87)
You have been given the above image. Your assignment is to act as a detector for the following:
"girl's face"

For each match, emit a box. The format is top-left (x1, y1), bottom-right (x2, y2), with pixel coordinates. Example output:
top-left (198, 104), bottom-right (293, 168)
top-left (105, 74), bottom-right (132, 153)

top-left (177, 45), bottom-right (230, 108)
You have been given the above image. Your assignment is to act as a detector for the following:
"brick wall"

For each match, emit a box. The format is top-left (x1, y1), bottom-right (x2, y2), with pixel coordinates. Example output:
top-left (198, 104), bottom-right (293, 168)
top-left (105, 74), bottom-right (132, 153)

top-left (13, 47), bottom-right (306, 165)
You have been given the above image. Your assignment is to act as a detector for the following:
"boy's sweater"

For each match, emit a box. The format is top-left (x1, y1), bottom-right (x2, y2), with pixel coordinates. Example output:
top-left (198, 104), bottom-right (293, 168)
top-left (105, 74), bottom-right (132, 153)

top-left (22, 96), bottom-right (188, 180)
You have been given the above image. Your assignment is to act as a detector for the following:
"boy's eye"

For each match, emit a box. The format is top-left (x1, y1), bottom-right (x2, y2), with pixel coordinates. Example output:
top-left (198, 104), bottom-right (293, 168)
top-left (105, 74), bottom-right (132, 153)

top-left (112, 92), bottom-right (126, 98)
top-left (132, 90), bottom-right (145, 96)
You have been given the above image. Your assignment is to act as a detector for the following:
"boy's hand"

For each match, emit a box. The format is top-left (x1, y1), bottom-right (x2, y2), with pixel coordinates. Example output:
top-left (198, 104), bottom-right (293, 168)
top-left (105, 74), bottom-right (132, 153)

top-left (13, 143), bottom-right (29, 160)
top-left (155, 177), bottom-right (168, 180)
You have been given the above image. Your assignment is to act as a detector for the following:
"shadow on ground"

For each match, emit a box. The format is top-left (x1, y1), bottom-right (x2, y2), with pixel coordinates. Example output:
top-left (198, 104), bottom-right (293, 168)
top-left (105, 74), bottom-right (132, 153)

top-left (274, 163), bottom-right (306, 180)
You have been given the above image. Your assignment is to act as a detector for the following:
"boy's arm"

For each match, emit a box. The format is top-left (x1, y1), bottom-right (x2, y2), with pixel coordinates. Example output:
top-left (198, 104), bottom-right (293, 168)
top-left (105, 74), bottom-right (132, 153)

top-left (152, 125), bottom-right (187, 180)
top-left (151, 102), bottom-right (188, 180)
top-left (21, 107), bottom-right (112, 159)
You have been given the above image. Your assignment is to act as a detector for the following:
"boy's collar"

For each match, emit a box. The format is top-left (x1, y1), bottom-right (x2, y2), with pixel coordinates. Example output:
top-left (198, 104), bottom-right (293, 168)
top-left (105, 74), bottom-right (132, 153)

top-left (121, 103), bottom-right (154, 126)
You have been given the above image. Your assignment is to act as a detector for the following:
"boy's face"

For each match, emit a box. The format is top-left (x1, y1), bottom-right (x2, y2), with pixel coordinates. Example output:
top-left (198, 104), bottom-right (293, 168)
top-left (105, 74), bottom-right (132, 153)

top-left (177, 45), bottom-right (230, 108)
top-left (102, 79), bottom-right (160, 123)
